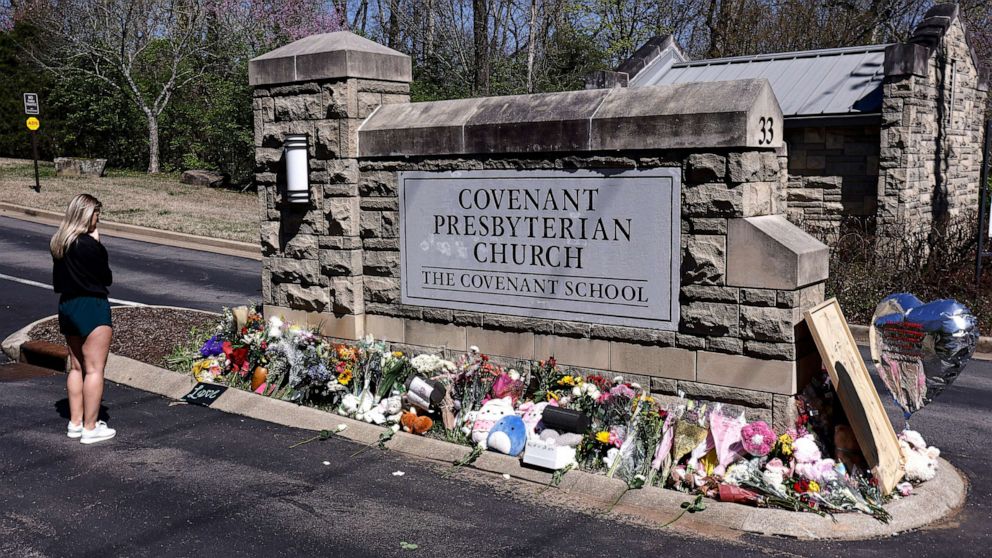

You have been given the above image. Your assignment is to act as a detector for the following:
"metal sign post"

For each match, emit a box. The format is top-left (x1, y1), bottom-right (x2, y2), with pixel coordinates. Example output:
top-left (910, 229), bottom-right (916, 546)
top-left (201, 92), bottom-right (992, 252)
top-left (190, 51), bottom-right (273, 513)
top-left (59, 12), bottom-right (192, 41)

top-left (23, 93), bottom-right (41, 193)
top-left (977, 119), bottom-right (991, 285)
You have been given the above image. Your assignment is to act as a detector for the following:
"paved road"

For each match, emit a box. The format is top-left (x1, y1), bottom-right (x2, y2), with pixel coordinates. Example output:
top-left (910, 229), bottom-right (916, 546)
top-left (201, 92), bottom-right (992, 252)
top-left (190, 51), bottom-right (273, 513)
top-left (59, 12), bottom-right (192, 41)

top-left (1, 214), bottom-right (990, 556)
top-left (0, 215), bottom-right (261, 341)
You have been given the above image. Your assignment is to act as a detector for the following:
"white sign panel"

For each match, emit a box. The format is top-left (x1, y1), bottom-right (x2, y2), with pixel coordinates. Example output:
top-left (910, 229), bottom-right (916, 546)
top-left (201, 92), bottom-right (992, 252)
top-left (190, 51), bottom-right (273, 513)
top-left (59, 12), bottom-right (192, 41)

top-left (23, 93), bottom-right (39, 115)
top-left (399, 169), bottom-right (681, 329)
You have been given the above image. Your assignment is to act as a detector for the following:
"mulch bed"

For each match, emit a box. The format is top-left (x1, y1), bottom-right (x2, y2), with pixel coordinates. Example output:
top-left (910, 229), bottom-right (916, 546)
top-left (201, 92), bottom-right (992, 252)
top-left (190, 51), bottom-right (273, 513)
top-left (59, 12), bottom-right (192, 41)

top-left (28, 306), bottom-right (218, 367)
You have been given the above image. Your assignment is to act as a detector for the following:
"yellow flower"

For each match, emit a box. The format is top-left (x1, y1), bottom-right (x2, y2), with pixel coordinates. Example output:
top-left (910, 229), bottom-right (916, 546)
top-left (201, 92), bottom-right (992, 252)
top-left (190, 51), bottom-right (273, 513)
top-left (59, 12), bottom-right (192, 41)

top-left (808, 480), bottom-right (820, 493)
top-left (392, 351), bottom-right (404, 357)
top-left (559, 375), bottom-right (574, 386)
top-left (338, 369), bottom-right (352, 385)
top-left (778, 433), bottom-right (794, 456)
top-left (595, 431), bottom-right (610, 444)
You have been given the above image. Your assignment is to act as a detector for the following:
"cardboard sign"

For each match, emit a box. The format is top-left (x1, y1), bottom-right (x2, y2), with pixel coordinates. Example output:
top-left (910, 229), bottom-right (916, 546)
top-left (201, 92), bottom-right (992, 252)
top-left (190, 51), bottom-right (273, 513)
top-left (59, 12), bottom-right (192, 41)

top-left (182, 382), bottom-right (228, 407)
top-left (804, 298), bottom-right (904, 493)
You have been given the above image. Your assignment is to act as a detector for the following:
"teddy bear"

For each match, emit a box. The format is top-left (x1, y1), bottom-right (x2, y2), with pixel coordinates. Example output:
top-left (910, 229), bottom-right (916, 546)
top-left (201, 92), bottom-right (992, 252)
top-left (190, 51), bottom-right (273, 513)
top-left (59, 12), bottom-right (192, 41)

top-left (899, 429), bottom-right (940, 482)
top-left (486, 415), bottom-right (528, 456)
top-left (366, 394), bottom-right (403, 425)
top-left (468, 397), bottom-right (514, 448)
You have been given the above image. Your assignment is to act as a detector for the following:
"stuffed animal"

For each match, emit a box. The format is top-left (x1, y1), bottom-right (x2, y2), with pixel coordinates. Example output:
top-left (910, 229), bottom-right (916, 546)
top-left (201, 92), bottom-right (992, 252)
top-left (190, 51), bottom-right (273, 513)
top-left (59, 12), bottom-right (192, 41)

top-left (486, 415), bottom-right (527, 456)
top-left (470, 397), bottom-right (514, 448)
top-left (899, 429), bottom-right (940, 482)
top-left (400, 408), bottom-right (433, 435)
top-left (538, 429), bottom-right (583, 448)
top-left (366, 395), bottom-right (403, 425)
top-left (516, 401), bottom-right (552, 440)
top-left (833, 424), bottom-right (866, 471)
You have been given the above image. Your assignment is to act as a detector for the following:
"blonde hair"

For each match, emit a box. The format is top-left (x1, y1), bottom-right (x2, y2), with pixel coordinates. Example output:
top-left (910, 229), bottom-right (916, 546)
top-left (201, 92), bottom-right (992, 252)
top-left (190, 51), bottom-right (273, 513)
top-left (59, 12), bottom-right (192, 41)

top-left (50, 194), bottom-right (102, 259)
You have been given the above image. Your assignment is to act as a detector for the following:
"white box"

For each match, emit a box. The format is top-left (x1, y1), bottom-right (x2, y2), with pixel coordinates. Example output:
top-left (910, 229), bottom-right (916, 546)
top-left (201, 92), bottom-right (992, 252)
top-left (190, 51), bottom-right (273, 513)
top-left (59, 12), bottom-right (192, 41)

top-left (522, 438), bottom-right (577, 470)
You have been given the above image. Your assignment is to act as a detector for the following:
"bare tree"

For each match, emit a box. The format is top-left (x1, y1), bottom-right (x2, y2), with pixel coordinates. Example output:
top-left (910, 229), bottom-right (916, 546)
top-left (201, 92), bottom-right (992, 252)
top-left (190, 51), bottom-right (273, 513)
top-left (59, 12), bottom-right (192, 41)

top-left (20, 0), bottom-right (214, 173)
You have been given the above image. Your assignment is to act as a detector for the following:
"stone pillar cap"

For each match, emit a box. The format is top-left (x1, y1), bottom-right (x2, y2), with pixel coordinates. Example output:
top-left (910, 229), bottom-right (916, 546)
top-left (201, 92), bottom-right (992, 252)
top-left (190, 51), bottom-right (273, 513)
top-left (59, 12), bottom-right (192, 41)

top-left (249, 31), bottom-right (412, 86)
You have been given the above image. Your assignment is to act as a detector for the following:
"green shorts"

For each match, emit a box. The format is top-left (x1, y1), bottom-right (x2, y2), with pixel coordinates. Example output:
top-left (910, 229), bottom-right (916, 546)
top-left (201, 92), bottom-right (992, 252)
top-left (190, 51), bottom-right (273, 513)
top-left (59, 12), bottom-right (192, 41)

top-left (58, 295), bottom-right (112, 338)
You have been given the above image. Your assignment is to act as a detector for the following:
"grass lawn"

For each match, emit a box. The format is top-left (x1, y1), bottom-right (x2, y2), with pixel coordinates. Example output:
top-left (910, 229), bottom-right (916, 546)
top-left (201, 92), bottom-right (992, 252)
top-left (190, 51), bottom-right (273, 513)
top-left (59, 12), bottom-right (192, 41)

top-left (0, 158), bottom-right (259, 243)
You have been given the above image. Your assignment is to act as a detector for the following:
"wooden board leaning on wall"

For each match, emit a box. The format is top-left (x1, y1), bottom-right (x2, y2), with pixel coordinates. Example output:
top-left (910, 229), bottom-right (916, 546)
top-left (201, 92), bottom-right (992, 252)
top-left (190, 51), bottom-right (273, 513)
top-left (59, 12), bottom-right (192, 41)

top-left (804, 298), bottom-right (905, 494)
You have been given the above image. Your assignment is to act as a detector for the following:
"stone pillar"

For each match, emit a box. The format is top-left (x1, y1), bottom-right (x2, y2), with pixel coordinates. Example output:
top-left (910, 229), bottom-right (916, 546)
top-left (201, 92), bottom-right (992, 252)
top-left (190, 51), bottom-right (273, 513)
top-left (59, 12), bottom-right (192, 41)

top-left (249, 32), bottom-right (412, 337)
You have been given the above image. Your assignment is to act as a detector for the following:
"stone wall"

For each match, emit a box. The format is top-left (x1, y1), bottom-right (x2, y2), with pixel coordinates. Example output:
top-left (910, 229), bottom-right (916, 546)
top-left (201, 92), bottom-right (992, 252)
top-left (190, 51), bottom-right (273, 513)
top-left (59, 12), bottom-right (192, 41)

top-left (878, 5), bottom-right (989, 237)
top-left (250, 32), bottom-right (828, 429)
top-left (784, 125), bottom-right (880, 239)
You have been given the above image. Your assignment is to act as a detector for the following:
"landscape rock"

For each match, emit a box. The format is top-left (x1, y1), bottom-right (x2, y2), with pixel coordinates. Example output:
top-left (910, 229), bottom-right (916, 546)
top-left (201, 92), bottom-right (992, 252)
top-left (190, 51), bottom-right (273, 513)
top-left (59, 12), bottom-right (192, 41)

top-left (54, 157), bottom-right (107, 178)
top-left (180, 169), bottom-right (229, 188)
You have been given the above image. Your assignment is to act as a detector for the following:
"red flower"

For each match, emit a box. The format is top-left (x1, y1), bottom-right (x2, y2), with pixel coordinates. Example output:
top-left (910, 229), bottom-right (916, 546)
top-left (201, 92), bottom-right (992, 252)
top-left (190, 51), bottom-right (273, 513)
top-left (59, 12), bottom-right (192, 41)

top-left (222, 341), bottom-right (249, 373)
top-left (547, 357), bottom-right (556, 368)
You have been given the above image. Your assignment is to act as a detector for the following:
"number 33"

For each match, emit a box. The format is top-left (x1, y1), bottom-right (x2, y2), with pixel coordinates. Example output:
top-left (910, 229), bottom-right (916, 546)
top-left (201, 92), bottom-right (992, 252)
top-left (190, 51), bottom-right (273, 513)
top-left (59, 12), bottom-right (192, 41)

top-left (758, 117), bottom-right (775, 145)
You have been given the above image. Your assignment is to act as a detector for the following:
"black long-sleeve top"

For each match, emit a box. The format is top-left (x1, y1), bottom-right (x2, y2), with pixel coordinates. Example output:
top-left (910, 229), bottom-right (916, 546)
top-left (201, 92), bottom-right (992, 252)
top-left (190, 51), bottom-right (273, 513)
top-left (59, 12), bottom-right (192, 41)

top-left (53, 234), bottom-right (113, 297)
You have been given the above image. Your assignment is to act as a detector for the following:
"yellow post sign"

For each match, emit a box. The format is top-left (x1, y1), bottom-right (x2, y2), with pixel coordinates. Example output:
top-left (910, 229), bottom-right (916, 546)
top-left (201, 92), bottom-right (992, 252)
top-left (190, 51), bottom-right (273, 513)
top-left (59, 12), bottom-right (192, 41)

top-left (26, 117), bottom-right (40, 131)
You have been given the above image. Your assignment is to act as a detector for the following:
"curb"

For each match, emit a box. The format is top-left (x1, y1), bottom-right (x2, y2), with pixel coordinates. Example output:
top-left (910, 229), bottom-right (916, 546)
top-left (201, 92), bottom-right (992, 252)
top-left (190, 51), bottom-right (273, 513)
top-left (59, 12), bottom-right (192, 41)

top-left (97, 354), bottom-right (966, 541)
top-left (0, 202), bottom-right (261, 261)
top-left (1, 318), bottom-right (969, 540)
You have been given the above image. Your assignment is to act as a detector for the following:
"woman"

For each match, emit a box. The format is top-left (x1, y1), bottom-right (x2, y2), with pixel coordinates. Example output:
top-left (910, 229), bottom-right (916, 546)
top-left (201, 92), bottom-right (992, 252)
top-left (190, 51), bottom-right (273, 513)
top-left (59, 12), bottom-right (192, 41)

top-left (51, 194), bottom-right (116, 444)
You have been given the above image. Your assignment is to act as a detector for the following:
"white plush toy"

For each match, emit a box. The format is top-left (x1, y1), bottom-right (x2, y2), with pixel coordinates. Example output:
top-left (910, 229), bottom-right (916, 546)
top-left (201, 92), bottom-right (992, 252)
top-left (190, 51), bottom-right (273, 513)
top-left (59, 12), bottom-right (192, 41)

top-left (899, 429), bottom-right (940, 482)
top-left (470, 397), bottom-right (514, 448)
top-left (366, 395), bottom-right (403, 425)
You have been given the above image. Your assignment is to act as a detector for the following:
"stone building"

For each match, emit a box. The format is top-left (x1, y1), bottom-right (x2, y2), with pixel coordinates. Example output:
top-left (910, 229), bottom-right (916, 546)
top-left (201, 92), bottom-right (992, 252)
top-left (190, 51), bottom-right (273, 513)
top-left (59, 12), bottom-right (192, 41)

top-left (610, 3), bottom-right (988, 239)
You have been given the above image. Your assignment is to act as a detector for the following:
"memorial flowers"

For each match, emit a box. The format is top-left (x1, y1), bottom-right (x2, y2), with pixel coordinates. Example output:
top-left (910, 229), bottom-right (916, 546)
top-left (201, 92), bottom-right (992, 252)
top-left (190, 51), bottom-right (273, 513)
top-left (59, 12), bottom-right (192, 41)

top-left (174, 306), bottom-right (938, 522)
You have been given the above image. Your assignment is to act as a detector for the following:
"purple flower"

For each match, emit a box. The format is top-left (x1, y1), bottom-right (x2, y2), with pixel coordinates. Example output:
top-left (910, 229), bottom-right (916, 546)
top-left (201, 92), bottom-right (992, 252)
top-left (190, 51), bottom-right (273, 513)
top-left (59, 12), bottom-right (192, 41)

top-left (199, 335), bottom-right (224, 358)
top-left (740, 421), bottom-right (776, 457)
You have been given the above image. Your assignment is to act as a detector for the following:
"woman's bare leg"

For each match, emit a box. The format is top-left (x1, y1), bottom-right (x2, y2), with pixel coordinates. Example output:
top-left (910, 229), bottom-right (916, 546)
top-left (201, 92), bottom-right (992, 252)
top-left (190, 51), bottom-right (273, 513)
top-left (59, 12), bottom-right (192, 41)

top-left (65, 335), bottom-right (85, 426)
top-left (81, 326), bottom-right (112, 429)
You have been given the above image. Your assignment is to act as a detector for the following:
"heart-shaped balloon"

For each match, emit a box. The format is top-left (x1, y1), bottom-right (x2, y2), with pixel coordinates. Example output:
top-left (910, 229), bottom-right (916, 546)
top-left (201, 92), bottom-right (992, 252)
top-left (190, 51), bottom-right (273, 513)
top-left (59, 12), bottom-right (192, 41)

top-left (870, 293), bottom-right (980, 419)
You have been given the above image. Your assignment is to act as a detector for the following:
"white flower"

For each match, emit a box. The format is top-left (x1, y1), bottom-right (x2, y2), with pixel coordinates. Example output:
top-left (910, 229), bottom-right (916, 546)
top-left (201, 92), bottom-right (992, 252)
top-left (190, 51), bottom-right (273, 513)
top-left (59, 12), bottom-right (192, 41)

top-left (469, 345), bottom-right (480, 355)
top-left (762, 469), bottom-right (785, 492)
top-left (572, 386), bottom-right (582, 397)
top-left (508, 369), bottom-right (520, 381)
top-left (613, 376), bottom-right (624, 384)
top-left (630, 383), bottom-right (642, 390)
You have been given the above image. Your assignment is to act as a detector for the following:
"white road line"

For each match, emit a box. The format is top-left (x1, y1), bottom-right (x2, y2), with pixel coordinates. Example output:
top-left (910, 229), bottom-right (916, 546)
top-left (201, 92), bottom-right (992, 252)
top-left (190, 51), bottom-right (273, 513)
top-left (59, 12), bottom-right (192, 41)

top-left (0, 272), bottom-right (146, 307)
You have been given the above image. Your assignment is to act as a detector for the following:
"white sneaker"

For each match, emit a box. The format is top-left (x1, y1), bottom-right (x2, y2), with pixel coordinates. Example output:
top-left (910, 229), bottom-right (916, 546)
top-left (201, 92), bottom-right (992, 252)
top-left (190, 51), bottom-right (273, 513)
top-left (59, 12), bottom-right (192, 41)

top-left (67, 421), bottom-right (83, 439)
top-left (80, 421), bottom-right (116, 444)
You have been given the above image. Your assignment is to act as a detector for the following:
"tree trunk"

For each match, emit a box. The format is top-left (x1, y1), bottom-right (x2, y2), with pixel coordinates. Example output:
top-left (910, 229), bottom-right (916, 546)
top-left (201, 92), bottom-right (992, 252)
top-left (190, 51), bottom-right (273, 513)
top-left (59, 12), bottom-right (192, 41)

top-left (387, 0), bottom-right (400, 49)
top-left (526, 0), bottom-right (537, 93)
top-left (473, 0), bottom-right (490, 95)
top-left (146, 111), bottom-right (160, 174)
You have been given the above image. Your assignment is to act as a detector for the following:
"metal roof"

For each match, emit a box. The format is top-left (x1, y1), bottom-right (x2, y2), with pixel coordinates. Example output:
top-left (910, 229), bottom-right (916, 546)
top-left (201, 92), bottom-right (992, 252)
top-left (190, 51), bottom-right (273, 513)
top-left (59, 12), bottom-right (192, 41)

top-left (633, 44), bottom-right (890, 118)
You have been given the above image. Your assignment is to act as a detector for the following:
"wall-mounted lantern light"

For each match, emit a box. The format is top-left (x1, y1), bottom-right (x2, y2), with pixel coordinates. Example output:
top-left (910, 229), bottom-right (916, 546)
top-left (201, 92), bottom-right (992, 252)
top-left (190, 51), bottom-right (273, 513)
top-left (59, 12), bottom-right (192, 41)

top-left (284, 133), bottom-right (309, 204)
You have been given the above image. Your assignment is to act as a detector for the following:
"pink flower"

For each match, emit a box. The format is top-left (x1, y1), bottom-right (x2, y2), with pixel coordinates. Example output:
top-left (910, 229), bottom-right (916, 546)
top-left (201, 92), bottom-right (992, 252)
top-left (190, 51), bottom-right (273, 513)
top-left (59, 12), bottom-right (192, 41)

top-left (608, 425), bottom-right (626, 448)
top-left (897, 482), bottom-right (913, 497)
top-left (609, 384), bottom-right (636, 400)
top-left (740, 421), bottom-right (776, 457)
